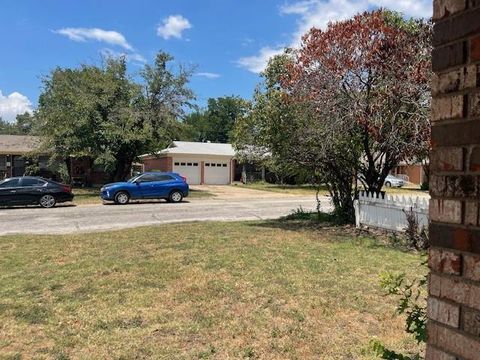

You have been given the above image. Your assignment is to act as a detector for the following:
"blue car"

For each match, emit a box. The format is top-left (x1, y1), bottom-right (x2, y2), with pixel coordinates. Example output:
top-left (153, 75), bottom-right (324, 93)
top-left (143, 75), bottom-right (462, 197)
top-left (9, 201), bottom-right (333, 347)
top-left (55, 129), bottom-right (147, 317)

top-left (100, 172), bottom-right (189, 205)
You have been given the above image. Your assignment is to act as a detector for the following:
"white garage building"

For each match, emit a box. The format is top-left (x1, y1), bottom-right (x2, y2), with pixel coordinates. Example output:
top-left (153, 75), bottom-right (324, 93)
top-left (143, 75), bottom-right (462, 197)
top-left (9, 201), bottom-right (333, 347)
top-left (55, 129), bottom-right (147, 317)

top-left (140, 141), bottom-right (236, 185)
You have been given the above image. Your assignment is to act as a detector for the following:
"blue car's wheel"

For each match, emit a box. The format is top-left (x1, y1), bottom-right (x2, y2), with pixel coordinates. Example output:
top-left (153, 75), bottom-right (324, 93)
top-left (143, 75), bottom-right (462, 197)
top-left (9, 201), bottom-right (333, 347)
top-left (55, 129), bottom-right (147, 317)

top-left (114, 191), bottom-right (130, 205)
top-left (168, 190), bottom-right (183, 203)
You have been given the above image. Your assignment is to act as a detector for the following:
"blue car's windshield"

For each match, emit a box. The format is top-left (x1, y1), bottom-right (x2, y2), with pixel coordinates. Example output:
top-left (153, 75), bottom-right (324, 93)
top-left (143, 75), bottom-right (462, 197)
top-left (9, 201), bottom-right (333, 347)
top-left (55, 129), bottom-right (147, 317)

top-left (127, 175), bottom-right (141, 183)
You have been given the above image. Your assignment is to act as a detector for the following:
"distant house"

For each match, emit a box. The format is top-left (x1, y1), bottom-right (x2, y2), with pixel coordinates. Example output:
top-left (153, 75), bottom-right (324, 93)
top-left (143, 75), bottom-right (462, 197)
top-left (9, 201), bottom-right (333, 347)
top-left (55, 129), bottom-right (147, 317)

top-left (0, 134), bottom-right (108, 185)
top-left (0, 135), bottom-right (45, 178)
top-left (140, 141), bottom-right (237, 185)
top-left (392, 161), bottom-right (428, 185)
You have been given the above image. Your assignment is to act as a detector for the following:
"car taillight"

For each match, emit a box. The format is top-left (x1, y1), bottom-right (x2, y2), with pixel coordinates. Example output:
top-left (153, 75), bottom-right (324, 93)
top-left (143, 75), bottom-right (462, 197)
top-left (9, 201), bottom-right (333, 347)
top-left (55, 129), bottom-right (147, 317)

top-left (181, 176), bottom-right (187, 182)
top-left (62, 185), bottom-right (72, 193)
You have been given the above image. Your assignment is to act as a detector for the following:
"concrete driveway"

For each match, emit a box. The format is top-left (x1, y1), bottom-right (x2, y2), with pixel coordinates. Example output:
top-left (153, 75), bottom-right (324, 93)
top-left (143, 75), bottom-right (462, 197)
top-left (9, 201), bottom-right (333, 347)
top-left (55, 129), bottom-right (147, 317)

top-left (190, 185), bottom-right (300, 199)
top-left (0, 187), bottom-right (329, 235)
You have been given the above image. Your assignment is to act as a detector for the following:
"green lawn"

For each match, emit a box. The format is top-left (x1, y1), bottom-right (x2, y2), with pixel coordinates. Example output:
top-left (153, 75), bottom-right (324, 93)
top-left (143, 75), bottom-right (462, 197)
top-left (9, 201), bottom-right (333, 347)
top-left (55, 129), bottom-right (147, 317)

top-left (0, 221), bottom-right (425, 359)
top-left (72, 187), bottom-right (214, 205)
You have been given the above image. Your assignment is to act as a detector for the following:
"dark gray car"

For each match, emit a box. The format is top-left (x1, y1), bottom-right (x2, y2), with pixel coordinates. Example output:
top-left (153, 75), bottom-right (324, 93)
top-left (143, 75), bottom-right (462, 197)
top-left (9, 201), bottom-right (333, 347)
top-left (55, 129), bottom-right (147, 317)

top-left (0, 176), bottom-right (74, 208)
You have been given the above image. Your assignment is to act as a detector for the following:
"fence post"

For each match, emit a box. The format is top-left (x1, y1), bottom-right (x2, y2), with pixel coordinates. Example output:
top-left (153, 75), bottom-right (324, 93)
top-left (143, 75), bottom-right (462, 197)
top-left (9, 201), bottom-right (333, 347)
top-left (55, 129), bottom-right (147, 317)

top-left (354, 199), bottom-right (360, 228)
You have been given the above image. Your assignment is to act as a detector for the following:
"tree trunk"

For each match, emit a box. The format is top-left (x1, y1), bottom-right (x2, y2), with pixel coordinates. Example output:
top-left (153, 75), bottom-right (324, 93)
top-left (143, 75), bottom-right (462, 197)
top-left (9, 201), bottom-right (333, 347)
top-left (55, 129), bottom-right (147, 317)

top-left (112, 151), bottom-right (135, 182)
top-left (65, 158), bottom-right (72, 184)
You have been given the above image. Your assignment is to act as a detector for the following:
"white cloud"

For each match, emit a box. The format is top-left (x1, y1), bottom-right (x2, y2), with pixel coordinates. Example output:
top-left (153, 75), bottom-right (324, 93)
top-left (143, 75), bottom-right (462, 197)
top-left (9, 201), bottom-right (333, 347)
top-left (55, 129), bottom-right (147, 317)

top-left (157, 15), bottom-right (192, 40)
top-left (100, 48), bottom-right (147, 64)
top-left (0, 91), bottom-right (33, 123)
top-left (195, 72), bottom-right (221, 79)
top-left (368, 0), bottom-right (431, 18)
top-left (280, 0), bottom-right (319, 15)
top-left (284, 0), bottom-right (367, 47)
top-left (238, 0), bottom-right (432, 73)
top-left (55, 27), bottom-right (133, 50)
top-left (236, 46), bottom-right (285, 74)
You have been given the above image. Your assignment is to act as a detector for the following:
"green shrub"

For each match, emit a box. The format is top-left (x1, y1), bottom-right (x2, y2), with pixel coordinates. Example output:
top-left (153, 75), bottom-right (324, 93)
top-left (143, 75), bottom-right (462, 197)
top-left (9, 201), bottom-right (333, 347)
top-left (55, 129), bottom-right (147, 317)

top-left (371, 269), bottom-right (427, 359)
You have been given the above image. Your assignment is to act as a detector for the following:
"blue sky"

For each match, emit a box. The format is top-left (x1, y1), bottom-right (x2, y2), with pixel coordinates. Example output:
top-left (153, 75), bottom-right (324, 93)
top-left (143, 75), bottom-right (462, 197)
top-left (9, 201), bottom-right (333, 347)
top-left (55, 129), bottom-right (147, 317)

top-left (0, 0), bottom-right (432, 122)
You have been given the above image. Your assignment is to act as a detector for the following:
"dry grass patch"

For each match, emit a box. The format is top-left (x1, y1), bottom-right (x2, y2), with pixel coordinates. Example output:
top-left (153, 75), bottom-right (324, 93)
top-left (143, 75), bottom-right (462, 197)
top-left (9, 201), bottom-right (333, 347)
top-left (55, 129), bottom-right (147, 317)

top-left (0, 221), bottom-right (425, 359)
top-left (234, 182), bottom-right (325, 196)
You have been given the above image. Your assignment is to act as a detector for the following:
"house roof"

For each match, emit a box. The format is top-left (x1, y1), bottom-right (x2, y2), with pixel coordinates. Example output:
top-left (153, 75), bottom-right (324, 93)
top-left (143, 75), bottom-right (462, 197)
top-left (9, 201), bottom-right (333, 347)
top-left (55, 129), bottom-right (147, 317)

top-left (0, 135), bottom-right (42, 155)
top-left (142, 141), bottom-right (235, 157)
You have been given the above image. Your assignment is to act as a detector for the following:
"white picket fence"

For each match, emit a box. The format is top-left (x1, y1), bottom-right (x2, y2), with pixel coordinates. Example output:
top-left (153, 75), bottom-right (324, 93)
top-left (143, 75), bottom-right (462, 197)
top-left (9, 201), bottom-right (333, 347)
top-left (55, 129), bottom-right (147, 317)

top-left (354, 191), bottom-right (429, 232)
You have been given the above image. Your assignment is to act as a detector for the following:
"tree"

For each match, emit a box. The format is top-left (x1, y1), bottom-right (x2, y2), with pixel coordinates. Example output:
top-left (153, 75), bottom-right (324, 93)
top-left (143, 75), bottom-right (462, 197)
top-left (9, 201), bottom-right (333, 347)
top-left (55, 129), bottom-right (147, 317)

top-left (234, 54), bottom-right (362, 223)
top-left (286, 10), bottom-right (432, 192)
top-left (184, 96), bottom-right (249, 143)
top-left (37, 51), bottom-right (194, 182)
top-left (0, 112), bottom-right (37, 135)
top-left (0, 118), bottom-right (17, 134)
top-left (14, 112), bottom-right (37, 134)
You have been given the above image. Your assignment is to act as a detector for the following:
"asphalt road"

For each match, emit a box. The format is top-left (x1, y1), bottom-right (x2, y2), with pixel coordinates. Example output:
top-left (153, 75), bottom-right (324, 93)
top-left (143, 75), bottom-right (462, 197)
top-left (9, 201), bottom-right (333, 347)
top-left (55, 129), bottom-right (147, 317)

top-left (0, 196), bottom-right (328, 235)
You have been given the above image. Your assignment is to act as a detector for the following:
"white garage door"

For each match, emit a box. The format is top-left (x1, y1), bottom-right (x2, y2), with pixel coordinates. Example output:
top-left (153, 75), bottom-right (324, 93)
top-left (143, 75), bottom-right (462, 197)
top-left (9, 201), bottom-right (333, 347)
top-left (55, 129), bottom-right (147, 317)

top-left (173, 161), bottom-right (201, 185)
top-left (205, 162), bottom-right (230, 185)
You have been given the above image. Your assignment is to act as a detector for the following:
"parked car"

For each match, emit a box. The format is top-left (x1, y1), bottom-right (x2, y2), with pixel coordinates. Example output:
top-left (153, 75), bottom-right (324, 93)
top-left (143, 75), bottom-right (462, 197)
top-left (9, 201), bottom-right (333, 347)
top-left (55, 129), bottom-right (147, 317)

top-left (0, 176), bottom-right (74, 208)
top-left (384, 174), bottom-right (405, 188)
top-left (100, 172), bottom-right (189, 205)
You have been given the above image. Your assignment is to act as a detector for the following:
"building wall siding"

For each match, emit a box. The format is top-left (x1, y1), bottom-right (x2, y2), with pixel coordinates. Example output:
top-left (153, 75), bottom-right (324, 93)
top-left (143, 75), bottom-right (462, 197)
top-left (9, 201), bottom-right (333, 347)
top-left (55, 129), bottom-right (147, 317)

top-left (142, 156), bottom-right (173, 172)
top-left (428, 2), bottom-right (480, 358)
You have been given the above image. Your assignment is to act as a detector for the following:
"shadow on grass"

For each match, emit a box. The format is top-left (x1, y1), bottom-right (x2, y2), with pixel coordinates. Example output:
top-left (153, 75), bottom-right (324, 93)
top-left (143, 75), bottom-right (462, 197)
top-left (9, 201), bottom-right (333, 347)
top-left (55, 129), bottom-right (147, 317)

top-left (250, 210), bottom-right (338, 232)
top-left (251, 209), bottom-right (421, 253)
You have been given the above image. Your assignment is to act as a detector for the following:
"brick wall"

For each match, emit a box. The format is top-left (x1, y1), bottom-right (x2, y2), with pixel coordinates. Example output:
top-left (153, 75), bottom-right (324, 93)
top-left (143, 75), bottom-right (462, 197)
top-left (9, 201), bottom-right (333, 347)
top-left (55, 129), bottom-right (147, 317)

top-left (428, 1), bottom-right (480, 359)
top-left (142, 156), bottom-right (172, 172)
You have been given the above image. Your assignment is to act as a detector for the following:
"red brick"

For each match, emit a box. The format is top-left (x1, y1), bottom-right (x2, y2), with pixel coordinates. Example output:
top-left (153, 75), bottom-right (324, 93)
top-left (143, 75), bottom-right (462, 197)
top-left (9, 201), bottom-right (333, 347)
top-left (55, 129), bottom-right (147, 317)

top-left (428, 321), bottom-right (480, 360)
top-left (470, 92), bottom-right (480, 118)
top-left (430, 174), bottom-right (447, 198)
top-left (433, 8), bottom-right (480, 46)
top-left (432, 120), bottom-right (480, 147)
top-left (462, 307), bottom-right (480, 337)
top-left (432, 42), bottom-right (467, 72)
top-left (432, 95), bottom-right (465, 121)
top-left (426, 345), bottom-right (456, 360)
top-left (464, 201), bottom-right (479, 226)
top-left (466, 64), bottom-right (479, 88)
top-left (471, 36), bottom-right (480, 62)
top-left (445, 175), bottom-right (478, 198)
top-left (471, 146), bottom-right (480, 171)
top-left (430, 224), bottom-right (471, 252)
top-left (453, 228), bottom-right (474, 251)
top-left (428, 297), bottom-right (461, 327)
top-left (425, 345), bottom-right (455, 360)
top-left (429, 223), bottom-right (480, 253)
top-left (431, 147), bottom-right (464, 172)
top-left (429, 248), bottom-right (462, 275)
top-left (429, 273), bottom-right (480, 310)
top-left (433, 0), bottom-right (466, 20)
top-left (142, 156), bottom-right (172, 172)
top-left (430, 199), bottom-right (462, 224)
top-left (432, 65), bottom-right (478, 96)
top-left (430, 273), bottom-right (442, 297)
top-left (427, 345), bottom-right (456, 360)
top-left (464, 254), bottom-right (480, 281)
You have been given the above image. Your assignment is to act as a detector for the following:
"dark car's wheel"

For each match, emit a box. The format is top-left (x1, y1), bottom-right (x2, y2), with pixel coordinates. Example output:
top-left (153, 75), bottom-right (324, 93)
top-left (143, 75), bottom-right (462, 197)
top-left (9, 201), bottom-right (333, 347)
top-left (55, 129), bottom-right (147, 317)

top-left (114, 191), bottom-right (130, 205)
top-left (168, 190), bottom-right (183, 203)
top-left (385, 181), bottom-right (392, 187)
top-left (39, 194), bottom-right (56, 208)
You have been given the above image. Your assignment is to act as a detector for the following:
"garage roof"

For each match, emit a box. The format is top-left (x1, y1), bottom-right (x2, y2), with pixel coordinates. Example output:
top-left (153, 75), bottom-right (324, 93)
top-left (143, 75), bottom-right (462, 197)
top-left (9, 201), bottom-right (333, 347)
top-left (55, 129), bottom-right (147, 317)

top-left (144, 141), bottom-right (235, 157)
top-left (0, 135), bottom-right (42, 155)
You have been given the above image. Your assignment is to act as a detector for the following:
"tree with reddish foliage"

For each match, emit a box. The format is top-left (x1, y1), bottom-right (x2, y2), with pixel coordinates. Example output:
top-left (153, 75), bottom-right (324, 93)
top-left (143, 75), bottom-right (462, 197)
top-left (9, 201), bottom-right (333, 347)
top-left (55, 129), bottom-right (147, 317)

top-left (286, 10), bottom-right (432, 193)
